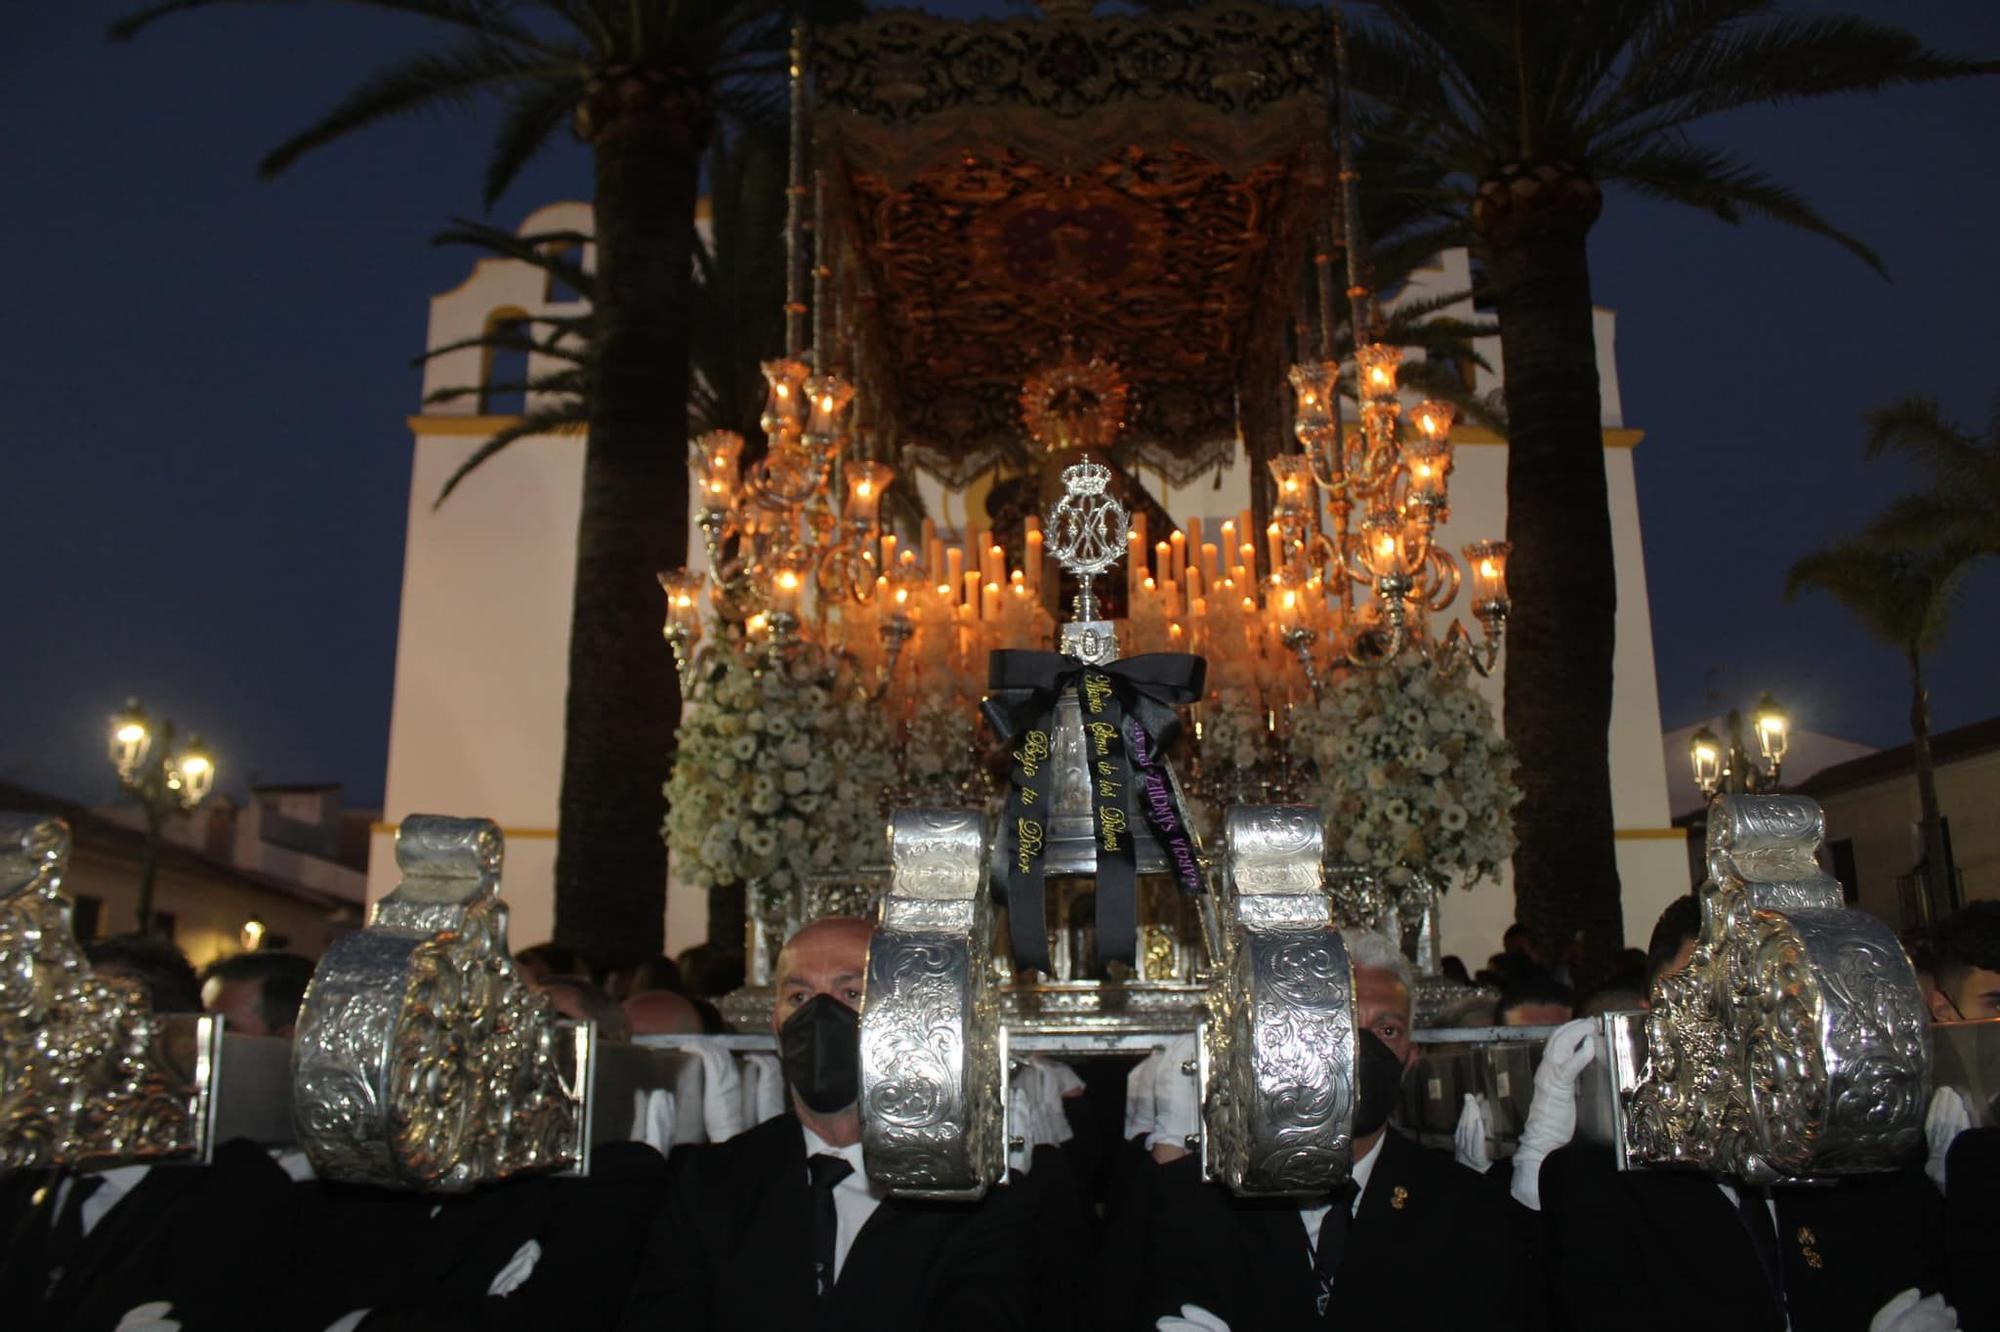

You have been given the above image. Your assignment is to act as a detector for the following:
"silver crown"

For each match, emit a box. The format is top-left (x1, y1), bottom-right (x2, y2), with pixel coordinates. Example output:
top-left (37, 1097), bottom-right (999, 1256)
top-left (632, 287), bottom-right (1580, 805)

top-left (1060, 459), bottom-right (1111, 496)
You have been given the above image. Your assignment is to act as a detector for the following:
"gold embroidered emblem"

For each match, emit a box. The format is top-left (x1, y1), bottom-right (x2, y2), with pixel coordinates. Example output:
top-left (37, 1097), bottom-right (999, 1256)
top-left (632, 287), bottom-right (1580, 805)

top-left (1796, 1226), bottom-right (1823, 1269)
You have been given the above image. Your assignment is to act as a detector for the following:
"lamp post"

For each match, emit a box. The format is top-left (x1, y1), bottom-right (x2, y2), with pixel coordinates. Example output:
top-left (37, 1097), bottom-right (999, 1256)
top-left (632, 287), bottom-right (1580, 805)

top-left (109, 698), bottom-right (217, 934)
top-left (1689, 691), bottom-right (1789, 799)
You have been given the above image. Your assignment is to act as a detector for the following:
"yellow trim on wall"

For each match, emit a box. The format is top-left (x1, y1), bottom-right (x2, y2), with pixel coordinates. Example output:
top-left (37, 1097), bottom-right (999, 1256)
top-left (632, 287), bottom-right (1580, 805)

top-left (1453, 426), bottom-right (1644, 449)
top-left (408, 414), bottom-right (584, 438)
top-left (1615, 827), bottom-right (1687, 840)
top-left (371, 821), bottom-right (558, 840)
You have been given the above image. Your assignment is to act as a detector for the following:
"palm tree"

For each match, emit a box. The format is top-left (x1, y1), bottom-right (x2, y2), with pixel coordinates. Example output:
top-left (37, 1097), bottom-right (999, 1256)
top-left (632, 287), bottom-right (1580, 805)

top-left (1863, 395), bottom-right (2000, 553)
top-left (1786, 530), bottom-right (1982, 926)
top-left (111, 0), bottom-right (845, 964)
top-left (417, 124), bottom-right (791, 506)
top-left (1346, 0), bottom-right (1993, 951)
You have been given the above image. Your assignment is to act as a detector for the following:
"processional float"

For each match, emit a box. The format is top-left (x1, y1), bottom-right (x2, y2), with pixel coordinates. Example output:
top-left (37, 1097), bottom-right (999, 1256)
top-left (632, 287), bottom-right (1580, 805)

top-left (0, 1), bottom-right (1973, 1203)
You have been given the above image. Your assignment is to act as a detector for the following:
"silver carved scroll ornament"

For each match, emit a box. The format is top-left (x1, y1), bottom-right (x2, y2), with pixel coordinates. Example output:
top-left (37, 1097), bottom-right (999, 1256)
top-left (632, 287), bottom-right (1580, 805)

top-left (1625, 795), bottom-right (1928, 1182)
top-left (1201, 806), bottom-right (1358, 1196)
top-left (0, 814), bottom-right (210, 1170)
top-left (292, 815), bottom-right (582, 1190)
top-left (859, 809), bottom-right (1005, 1198)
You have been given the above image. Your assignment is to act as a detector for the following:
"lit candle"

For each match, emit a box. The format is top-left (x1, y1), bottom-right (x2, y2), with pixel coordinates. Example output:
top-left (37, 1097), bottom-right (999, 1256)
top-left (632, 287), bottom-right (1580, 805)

top-left (1170, 530), bottom-right (1186, 581)
top-left (1155, 541), bottom-right (1171, 585)
top-left (1266, 523), bottom-right (1282, 575)
top-left (880, 533), bottom-right (897, 571)
top-left (1186, 566), bottom-right (1204, 602)
top-left (947, 546), bottom-right (964, 593)
top-left (1025, 528), bottom-right (1044, 593)
top-left (988, 543), bottom-right (1005, 588)
top-left (770, 567), bottom-right (803, 618)
top-left (927, 536), bottom-right (944, 587)
top-left (965, 570), bottom-right (982, 617)
top-left (983, 581), bottom-right (1001, 622)
top-left (1201, 541), bottom-right (1220, 584)
top-left (1221, 519), bottom-right (1237, 555)
top-left (1133, 511), bottom-right (1149, 566)
top-left (1168, 622), bottom-right (1184, 644)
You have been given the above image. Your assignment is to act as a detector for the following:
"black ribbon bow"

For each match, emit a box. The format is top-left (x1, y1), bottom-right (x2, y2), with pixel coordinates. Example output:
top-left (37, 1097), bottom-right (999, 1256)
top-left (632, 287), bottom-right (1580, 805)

top-left (982, 649), bottom-right (1207, 974)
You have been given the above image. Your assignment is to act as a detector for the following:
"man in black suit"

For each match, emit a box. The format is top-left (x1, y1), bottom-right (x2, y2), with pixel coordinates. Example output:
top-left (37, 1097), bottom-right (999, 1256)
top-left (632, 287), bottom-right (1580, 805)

top-left (1540, 1141), bottom-right (1947, 1332)
top-left (1126, 930), bottom-right (1533, 1331)
top-left (0, 935), bottom-right (304, 1331)
top-left (620, 915), bottom-right (1044, 1332)
top-left (1531, 893), bottom-right (1957, 1332)
top-left (277, 1138), bottom-right (671, 1332)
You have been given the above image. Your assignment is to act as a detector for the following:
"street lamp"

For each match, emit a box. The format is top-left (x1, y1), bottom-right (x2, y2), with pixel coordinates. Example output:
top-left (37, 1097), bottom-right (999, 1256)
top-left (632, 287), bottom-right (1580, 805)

top-left (108, 698), bottom-right (218, 934)
top-left (1689, 694), bottom-right (1789, 799)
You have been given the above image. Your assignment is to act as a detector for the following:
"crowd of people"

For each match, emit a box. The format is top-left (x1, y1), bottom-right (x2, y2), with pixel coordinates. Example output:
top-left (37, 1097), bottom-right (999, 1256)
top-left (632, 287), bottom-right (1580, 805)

top-left (1, 900), bottom-right (1995, 1331)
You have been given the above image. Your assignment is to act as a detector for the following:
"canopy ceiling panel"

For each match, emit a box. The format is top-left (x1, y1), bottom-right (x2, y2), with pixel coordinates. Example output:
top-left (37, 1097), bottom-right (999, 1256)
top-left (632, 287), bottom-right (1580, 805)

top-left (813, 3), bottom-right (1335, 487)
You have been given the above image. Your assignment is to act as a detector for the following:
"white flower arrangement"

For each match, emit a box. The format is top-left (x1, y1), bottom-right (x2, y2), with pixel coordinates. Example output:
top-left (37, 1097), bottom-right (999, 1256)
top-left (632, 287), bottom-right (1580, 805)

top-left (664, 636), bottom-right (897, 898)
top-left (1288, 659), bottom-right (1521, 887)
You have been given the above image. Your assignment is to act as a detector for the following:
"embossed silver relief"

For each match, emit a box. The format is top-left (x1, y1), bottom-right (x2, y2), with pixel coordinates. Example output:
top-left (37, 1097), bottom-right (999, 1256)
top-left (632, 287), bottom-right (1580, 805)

top-left (860, 809), bottom-right (1003, 1197)
top-left (1201, 806), bottom-right (1357, 1196)
top-left (1624, 795), bottom-right (1927, 1182)
top-left (0, 813), bottom-right (208, 1169)
top-left (292, 815), bottom-right (581, 1191)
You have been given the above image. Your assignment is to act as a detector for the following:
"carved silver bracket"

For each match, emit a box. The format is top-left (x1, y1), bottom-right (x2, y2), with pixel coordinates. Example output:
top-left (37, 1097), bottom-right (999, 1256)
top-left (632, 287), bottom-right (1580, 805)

top-left (859, 809), bottom-right (1003, 1198)
top-left (1624, 795), bottom-right (1929, 1182)
top-left (0, 813), bottom-right (214, 1171)
top-left (1200, 806), bottom-right (1357, 1196)
top-left (291, 815), bottom-right (582, 1191)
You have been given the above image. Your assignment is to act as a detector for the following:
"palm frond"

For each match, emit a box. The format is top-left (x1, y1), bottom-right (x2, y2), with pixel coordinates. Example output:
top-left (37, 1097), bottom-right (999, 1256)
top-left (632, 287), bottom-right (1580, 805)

top-left (1595, 139), bottom-right (1885, 275)
top-left (433, 406), bottom-right (588, 507)
top-left (256, 40), bottom-right (567, 179)
top-left (111, 0), bottom-right (557, 51)
top-left (484, 71), bottom-right (589, 207)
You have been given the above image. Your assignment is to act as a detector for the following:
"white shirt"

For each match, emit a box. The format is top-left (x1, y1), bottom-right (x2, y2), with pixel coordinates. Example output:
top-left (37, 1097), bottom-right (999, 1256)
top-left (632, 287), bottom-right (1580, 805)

top-left (1299, 1131), bottom-right (1384, 1256)
top-left (802, 1125), bottom-right (890, 1283)
top-left (48, 1163), bottom-right (151, 1237)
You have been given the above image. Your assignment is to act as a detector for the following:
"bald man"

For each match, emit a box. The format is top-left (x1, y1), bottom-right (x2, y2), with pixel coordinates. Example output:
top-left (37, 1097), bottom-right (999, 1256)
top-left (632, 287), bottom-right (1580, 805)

top-left (620, 917), bottom-right (1042, 1331)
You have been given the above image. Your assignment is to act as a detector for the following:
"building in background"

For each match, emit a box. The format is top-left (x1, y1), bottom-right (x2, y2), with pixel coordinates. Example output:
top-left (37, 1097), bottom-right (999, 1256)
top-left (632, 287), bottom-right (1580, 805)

top-left (1792, 716), bottom-right (2000, 930)
top-left (39, 780), bottom-right (374, 969)
top-left (370, 207), bottom-right (1689, 964)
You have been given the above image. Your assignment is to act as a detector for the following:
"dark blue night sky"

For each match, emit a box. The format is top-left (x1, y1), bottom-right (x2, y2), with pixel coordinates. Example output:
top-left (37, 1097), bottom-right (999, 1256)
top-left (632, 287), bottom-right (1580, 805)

top-left (3, 0), bottom-right (1995, 812)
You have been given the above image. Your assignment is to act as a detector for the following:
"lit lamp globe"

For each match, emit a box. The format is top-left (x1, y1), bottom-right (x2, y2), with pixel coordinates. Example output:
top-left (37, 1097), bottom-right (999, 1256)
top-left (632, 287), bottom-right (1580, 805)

top-left (1753, 692), bottom-right (1790, 771)
top-left (109, 699), bottom-right (153, 785)
top-left (169, 736), bottom-right (217, 809)
top-left (1688, 726), bottom-right (1723, 798)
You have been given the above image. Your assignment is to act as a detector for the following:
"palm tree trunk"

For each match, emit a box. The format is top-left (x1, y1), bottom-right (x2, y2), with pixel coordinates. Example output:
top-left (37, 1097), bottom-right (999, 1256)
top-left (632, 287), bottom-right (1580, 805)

top-left (1476, 166), bottom-right (1623, 955)
top-left (1907, 646), bottom-right (1952, 923)
top-left (553, 103), bottom-right (702, 966)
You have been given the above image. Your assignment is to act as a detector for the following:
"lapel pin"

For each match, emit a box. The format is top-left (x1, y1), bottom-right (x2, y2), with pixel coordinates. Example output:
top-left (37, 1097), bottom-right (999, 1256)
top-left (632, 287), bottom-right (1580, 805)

top-left (1390, 1186), bottom-right (1408, 1210)
top-left (1796, 1226), bottom-right (1823, 1269)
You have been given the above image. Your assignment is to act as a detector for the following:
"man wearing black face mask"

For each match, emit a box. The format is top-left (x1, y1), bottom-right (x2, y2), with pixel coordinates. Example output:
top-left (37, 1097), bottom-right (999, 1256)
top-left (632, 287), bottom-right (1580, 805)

top-left (620, 916), bottom-right (1041, 1332)
top-left (1120, 930), bottom-right (1533, 1331)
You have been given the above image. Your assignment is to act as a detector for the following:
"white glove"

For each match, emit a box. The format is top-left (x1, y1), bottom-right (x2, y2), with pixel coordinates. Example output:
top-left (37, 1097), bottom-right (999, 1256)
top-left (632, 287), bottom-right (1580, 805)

top-left (1156, 1303), bottom-right (1232, 1332)
top-left (1510, 1018), bottom-right (1596, 1211)
top-left (1925, 1087), bottom-right (1972, 1192)
top-left (114, 1304), bottom-right (181, 1332)
top-left (1454, 1093), bottom-right (1492, 1173)
top-left (1144, 1034), bottom-right (1202, 1154)
top-left (629, 1088), bottom-right (676, 1155)
top-left (1125, 1048), bottom-right (1161, 1142)
top-left (1008, 1057), bottom-right (1081, 1173)
top-left (486, 1238), bottom-right (541, 1298)
top-left (743, 1052), bottom-right (787, 1125)
top-left (1870, 1287), bottom-right (1960, 1332)
top-left (694, 1043), bottom-right (745, 1143)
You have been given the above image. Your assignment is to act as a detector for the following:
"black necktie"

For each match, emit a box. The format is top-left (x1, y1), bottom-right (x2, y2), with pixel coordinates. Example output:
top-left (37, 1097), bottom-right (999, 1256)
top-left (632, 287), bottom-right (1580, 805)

top-left (1733, 1187), bottom-right (1786, 1322)
top-left (44, 1174), bottom-right (104, 1297)
top-left (1310, 1179), bottom-right (1360, 1317)
top-left (809, 1153), bottom-right (854, 1299)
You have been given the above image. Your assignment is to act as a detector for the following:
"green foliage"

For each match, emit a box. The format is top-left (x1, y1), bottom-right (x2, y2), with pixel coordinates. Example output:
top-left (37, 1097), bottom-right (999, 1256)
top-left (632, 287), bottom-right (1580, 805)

top-left (1346, 0), bottom-right (1995, 272)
